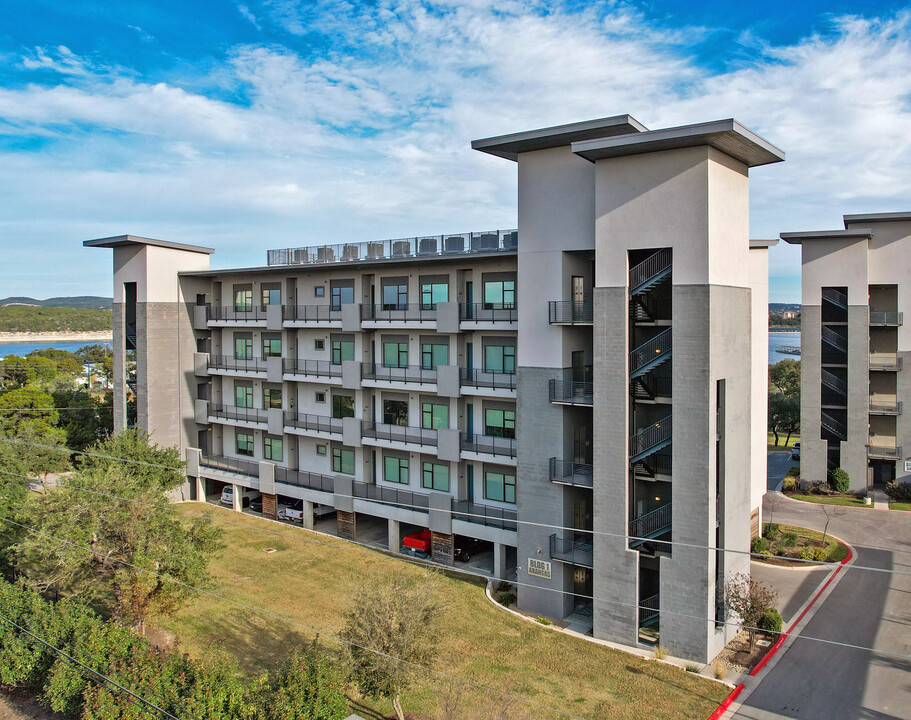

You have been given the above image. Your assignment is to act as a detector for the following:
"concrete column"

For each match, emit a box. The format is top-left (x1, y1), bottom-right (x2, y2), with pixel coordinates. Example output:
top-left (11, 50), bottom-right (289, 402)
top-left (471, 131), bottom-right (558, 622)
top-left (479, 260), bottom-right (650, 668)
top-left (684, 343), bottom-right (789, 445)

top-left (388, 518), bottom-right (401, 552)
top-left (232, 483), bottom-right (242, 512)
top-left (195, 476), bottom-right (206, 502)
top-left (302, 500), bottom-right (314, 530)
top-left (493, 542), bottom-right (508, 580)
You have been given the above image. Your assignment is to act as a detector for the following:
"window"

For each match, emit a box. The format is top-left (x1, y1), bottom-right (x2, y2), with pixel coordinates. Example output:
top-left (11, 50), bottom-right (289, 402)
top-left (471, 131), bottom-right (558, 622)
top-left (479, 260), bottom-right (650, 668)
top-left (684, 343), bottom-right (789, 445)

top-left (315, 286), bottom-right (325, 297)
top-left (264, 436), bottom-right (283, 461)
top-left (484, 280), bottom-right (515, 309)
top-left (484, 408), bottom-right (515, 439)
top-left (331, 340), bottom-right (354, 365)
top-left (485, 471), bottom-right (516, 503)
top-left (484, 345), bottom-right (515, 374)
top-left (236, 432), bottom-right (254, 457)
top-left (234, 336), bottom-right (253, 360)
top-left (330, 284), bottom-right (354, 310)
top-left (332, 395), bottom-right (354, 419)
top-left (316, 444), bottom-right (327, 456)
top-left (315, 391), bottom-right (326, 403)
top-left (262, 335), bottom-right (282, 358)
top-left (384, 456), bottom-right (409, 484)
top-left (420, 282), bottom-right (448, 308)
top-left (263, 387), bottom-right (282, 409)
top-left (421, 343), bottom-right (449, 369)
top-left (382, 283), bottom-right (408, 310)
top-left (422, 462), bottom-right (450, 491)
top-left (235, 385), bottom-right (253, 408)
top-left (261, 285), bottom-right (281, 306)
top-left (383, 399), bottom-right (408, 426)
top-left (314, 339), bottom-right (325, 351)
top-left (233, 287), bottom-right (253, 312)
top-left (332, 447), bottom-right (355, 475)
top-left (383, 341), bottom-right (408, 368)
top-left (421, 402), bottom-right (449, 430)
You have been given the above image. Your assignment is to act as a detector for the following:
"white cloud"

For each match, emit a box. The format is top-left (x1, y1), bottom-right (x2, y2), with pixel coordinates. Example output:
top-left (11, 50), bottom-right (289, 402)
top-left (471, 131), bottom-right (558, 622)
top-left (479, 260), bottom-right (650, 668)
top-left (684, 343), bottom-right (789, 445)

top-left (21, 46), bottom-right (93, 76)
top-left (236, 4), bottom-right (262, 30)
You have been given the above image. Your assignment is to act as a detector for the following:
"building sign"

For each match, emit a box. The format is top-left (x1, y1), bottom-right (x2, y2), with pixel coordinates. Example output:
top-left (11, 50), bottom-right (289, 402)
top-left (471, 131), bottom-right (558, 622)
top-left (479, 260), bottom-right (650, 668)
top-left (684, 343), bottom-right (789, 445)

top-left (904, 460), bottom-right (911, 473)
top-left (527, 558), bottom-right (552, 579)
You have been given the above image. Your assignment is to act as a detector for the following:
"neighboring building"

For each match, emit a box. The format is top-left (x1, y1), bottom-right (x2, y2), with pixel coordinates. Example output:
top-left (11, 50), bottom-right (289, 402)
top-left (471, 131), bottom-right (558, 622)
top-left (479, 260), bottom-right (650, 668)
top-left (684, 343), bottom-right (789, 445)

top-left (782, 212), bottom-right (911, 491)
top-left (780, 310), bottom-right (799, 319)
top-left (86, 115), bottom-right (782, 663)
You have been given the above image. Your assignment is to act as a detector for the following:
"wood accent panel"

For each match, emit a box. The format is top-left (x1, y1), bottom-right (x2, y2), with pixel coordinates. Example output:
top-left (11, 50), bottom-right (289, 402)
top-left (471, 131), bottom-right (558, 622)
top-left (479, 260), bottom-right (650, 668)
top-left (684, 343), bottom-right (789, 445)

top-left (337, 510), bottom-right (356, 540)
top-left (431, 531), bottom-right (453, 566)
top-left (750, 507), bottom-right (760, 539)
top-left (261, 493), bottom-right (277, 520)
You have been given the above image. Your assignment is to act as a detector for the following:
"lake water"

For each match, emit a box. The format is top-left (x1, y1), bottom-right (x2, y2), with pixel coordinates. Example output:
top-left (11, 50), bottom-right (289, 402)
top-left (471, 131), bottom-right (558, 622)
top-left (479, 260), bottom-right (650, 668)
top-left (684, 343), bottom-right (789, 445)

top-left (769, 332), bottom-right (800, 364)
top-left (0, 340), bottom-right (112, 357)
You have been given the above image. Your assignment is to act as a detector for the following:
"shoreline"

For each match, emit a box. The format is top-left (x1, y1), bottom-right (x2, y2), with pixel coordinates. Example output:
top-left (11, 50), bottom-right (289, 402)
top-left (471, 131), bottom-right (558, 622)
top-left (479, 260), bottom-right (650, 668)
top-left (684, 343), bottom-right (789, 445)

top-left (0, 331), bottom-right (113, 344)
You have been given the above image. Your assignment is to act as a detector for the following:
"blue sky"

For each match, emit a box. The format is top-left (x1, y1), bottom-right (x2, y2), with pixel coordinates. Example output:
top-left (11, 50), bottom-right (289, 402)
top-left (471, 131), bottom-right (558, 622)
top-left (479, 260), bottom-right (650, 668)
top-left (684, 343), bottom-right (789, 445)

top-left (1, 1), bottom-right (910, 302)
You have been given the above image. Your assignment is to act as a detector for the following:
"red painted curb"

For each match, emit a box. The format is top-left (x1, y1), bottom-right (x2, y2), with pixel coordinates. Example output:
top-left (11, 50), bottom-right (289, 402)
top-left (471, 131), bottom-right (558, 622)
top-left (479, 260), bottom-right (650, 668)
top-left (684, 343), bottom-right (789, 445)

top-left (706, 683), bottom-right (745, 720)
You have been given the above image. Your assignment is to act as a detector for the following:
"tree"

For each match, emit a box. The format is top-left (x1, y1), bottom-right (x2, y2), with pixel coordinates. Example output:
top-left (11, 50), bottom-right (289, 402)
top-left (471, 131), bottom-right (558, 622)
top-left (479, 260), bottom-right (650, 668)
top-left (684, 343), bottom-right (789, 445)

top-left (818, 503), bottom-right (846, 546)
top-left (831, 467), bottom-right (850, 493)
top-left (725, 573), bottom-right (779, 650)
top-left (341, 569), bottom-right (446, 720)
top-left (0, 387), bottom-right (59, 436)
top-left (76, 429), bottom-right (184, 492)
top-left (769, 359), bottom-right (800, 396)
top-left (27, 348), bottom-right (84, 376)
top-left (16, 462), bottom-right (223, 631)
top-left (51, 387), bottom-right (113, 450)
top-left (247, 646), bottom-right (349, 720)
top-left (768, 392), bottom-right (799, 446)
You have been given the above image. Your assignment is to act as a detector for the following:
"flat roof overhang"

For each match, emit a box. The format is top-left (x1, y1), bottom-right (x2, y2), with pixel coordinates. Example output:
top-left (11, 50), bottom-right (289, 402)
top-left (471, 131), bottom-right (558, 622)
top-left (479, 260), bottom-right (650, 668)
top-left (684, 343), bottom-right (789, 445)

top-left (571, 119), bottom-right (785, 168)
top-left (471, 115), bottom-right (648, 161)
top-left (780, 228), bottom-right (872, 244)
top-left (844, 212), bottom-right (911, 226)
top-left (749, 239), bottom-right (780, 248)
top-left (83, 235), bottom-right (214, 255)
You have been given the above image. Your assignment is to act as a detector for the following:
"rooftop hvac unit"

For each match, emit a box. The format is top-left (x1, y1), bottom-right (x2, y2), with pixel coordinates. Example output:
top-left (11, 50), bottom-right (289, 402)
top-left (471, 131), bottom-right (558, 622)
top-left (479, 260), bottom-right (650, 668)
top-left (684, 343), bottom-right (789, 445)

top-left (444, 235), bottom-right (465, 253)
top-left (392, 240), bottom-right (411, 257)
top-left (292, 249), bottom-right (309, 264)
top-left (418, 237), bottom-right (438, 255)
top-left (342, 244), bottom-right (360, 261)
top-left (367, 242), bottom-right (385, 259)
top-left (317, 246), bottom-right (336, 262)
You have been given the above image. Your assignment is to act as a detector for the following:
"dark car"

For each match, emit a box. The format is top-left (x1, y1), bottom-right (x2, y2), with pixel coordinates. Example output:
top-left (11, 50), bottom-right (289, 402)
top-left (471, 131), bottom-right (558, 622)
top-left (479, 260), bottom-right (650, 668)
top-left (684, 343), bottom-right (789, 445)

top-left (455, 537), bottom-right (484, 562)
top-left (249, 495), bottom-right (264, 512)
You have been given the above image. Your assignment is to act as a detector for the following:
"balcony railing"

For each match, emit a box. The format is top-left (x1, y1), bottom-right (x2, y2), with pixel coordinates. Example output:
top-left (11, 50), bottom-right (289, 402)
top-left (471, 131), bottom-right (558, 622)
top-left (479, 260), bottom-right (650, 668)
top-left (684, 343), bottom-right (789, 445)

top-left (284, 412), bottom-right (343, 434)
top-left (282, 305), bottom-right (342, 322)
top-left (459, 303), bottom-right (518, 323)
top-left (629, 504), bottom-right (672, 547)
top-left (362, 421), bottom-right (438, 447)
top-left (208, 403), bottom-right (267, 424)
top-left (869, 311), bottom-right (903, 326)
top-left (208, 305), bottom-right (268, 322)
top-left (548, 380), bottom-right (593, 405)
top-left (199, 454), bottom-right (260, 478)
top-left (549, 458), bottom-right (594, 488)
top-left (208, 355), bottom-right (267, 373)
top-left (870, 354), bottom-right (902, 371)
top-left (630, 416), bottom-right (672, 464)
top-left (353, 482), bottom-right (429, 512)
top-left (548, 300), bottom-right (593, 324)
top-left (460, 433), bottom-right (516, 459)
top-left (283, 358), bottom-right (342, 378)
top-left (549, 534), bottom-right (593, 568)
top-left (452, 500), bottom-right (517, 531)
top-left (459, 368), bottom-right (516, 390)
top-left (866, 443), bottom-right (902, 460)
top-left (267, 229), bottom-right (518, 266)
top-left (869, 400), bottom-right (902, 415)
top-left (361, 363), bottom-right (437, 384)
top-left (274, 466), bottom-right (335, 494)
top-left (361, 303), bottom-right (437, 322)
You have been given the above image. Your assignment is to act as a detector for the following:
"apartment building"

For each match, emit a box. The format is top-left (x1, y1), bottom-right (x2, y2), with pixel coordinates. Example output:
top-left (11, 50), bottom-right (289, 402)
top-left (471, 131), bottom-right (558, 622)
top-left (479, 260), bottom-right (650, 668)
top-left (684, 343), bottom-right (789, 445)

top-left (782, 213), bottom-right (911, 491)
top-left (87, 114), bottom-right (782, 663)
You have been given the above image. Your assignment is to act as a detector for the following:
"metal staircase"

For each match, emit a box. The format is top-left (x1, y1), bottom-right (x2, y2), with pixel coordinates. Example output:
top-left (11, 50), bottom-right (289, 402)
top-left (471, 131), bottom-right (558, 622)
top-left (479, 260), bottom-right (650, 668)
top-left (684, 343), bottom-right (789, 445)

top-left (821, 326), bottom-right (847, 353)
top-left (629, 249), bottom-right (673, 296)
top-left (629, 504), bottom-right (672, 549)
top-left (821, 368), bottom-right (847, 395)
top-left (638, 594), bottom-right (660, 628)
top-left (820, 410), bottom-right (848, 441)
top-left (822, 287), bottom-right (847, 310)
top-left (629, 415), bottom-right (672, 465)
top-left (629, 329), bottom-right (672, 379)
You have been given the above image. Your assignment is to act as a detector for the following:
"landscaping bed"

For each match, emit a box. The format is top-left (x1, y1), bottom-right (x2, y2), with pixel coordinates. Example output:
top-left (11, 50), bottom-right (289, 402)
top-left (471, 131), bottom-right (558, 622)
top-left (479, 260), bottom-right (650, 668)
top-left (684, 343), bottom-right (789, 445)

top-left (753, 523), bottom-right (849, 566)
top-left (715, 630), bottom-right (776, 674)
top-left (783, 493), bottom-right (869, 508)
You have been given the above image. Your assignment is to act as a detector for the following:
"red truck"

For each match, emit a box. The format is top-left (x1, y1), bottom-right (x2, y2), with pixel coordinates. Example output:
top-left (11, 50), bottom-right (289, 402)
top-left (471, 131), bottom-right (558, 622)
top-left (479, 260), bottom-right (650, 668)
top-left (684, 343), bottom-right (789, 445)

top-left (401, 529), bottom-right (432, 558)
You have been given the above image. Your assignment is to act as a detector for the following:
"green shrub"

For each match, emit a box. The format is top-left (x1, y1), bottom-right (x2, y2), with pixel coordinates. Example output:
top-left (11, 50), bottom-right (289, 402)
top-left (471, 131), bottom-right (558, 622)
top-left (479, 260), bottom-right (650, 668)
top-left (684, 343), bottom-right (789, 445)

top-left (808, 480), bottom-right (832, 495)
top-left (774, 546), bottom-right (789, 557)
top-left (780, 531), bottom-right (798, 547)
top-left (799, 547), bottom-right (829, 562)
top-left (782, 477), bottom-right (798, 492)
top-left (751, 536), bottom-right (769, 554)
top-left (786, 466), bottom-right (800, 478)
top-left (763, 523), bottom-right (780, 539)
top-left (535, 616), bottom-right (552, 626)
top-left (885, 481), bottom-right (911, 503)
top-left (684, 663), bottom-right (702, 674)
top-left (757, 609), bottom-right (783, 634)
top-left (831, 468), bottom-right (850, 493)
top-left (496, 591), bottom-right (512, 608)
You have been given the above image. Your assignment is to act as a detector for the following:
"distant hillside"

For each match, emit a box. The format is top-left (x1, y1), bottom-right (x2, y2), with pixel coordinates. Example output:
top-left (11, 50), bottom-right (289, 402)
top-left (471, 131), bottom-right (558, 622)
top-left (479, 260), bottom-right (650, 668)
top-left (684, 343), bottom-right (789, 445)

top-left (769, 302), bottom-right (800, 313)
top-left (0, 296), bottom-right (112, 310)
top-left (0, 306), bottom-right (112, 333)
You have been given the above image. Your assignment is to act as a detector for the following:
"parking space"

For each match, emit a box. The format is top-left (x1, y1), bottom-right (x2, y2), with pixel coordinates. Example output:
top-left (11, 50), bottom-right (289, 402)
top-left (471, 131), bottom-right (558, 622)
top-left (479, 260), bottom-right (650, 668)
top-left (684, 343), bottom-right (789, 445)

top-left (354, 514), bottom-right (389, 549)
top-left (453, 536), bottom-right (494, 575)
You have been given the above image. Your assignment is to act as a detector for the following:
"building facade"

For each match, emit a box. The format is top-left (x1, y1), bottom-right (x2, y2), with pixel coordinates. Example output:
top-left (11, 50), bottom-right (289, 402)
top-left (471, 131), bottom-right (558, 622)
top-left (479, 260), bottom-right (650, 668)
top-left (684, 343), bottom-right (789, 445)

top-left (783, 213), bottom-right (911, 491)
top-left (87, 115), bottom-right (781, 662)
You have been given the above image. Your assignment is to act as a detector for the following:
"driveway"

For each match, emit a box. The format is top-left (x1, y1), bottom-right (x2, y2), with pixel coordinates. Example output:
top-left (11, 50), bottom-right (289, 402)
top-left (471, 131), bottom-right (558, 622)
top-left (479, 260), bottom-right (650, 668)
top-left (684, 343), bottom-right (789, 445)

top-left (731, 494), bottom-right (911, 719)
top-left (766, 450), bottom-right (797, 492)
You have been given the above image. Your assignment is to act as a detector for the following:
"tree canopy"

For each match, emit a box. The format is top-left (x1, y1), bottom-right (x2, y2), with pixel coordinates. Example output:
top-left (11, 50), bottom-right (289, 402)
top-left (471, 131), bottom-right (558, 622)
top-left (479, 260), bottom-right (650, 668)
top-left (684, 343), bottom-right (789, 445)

top-left (769, 358), bottom-right (800, 396)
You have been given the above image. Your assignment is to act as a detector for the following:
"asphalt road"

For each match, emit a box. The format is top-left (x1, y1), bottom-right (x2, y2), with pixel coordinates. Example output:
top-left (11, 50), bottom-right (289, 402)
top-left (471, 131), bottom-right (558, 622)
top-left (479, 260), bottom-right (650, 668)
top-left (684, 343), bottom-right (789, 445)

top-left (732, 463), bottom-right (911, 720)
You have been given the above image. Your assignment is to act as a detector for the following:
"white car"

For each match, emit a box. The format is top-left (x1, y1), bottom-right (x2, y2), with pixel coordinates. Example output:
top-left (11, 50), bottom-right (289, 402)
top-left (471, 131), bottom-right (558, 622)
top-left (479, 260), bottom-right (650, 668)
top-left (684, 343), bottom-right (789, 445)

top-left (790, 441), bottom-right (800, 460)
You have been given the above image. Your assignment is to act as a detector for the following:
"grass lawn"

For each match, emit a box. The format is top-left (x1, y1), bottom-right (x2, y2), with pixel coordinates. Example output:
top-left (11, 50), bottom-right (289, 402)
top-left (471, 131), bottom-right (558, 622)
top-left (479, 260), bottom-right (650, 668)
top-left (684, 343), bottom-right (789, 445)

top-left (160, 503), bottom-right (727, 720)
top-left (767, 432), bottom-right (799, 452)
top-left (784, 493), bottom-right (869, 508)
top-left (761, 523), bottom-right (850, 564)
top-left (890, 502), bottom-right (911, 511)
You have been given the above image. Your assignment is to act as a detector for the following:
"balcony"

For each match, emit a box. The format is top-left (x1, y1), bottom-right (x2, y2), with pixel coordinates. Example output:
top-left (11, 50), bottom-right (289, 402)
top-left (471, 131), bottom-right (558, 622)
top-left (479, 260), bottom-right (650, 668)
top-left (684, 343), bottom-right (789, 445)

top-left (274, 466), bottom-right (335, 494)
top-left (549, 534), bottom-right (593, 568)
top-left (866, 442), bottom-right (902, 460)
top-left (283, 358), bottom-right (342, 379)
top-left (459, 303), bottom-right (518, 325)
top-left (353, 482), bottom-right (429, 512)
top-left (869, 400), bottom-right (902, 416)
top-left (870, 353), bottom-right (902, 371)
top-left (629, 416), bottom-right (672, 465)
top-left (549, 458), bottom-right (593, 488)
top-left (362, 421), bottom-right (438, 448)
top-left (267, 229), bottom-right (517, 266)
top-left (207, 306), bottom-right (268, 325)
top-left (199, 454), bottom-right (260, 479)
top-left (282, 304), bottom-right (342, 324)
top-left (361, 363), bottom-right (437, 386)
top-left (459, 368), bottom-right (516, 395)
top-left (361, 303), bottom-right (437, 324)
top-left (548, 380), bottom-right (593, 406)
top-left (869, 311), bottom-right (903, 327)
top-left (629, 504), bottom-right (672, 550)
top-left (453, 500), bottom-right (517, 531)
top-left (208, 403), bottom-right (267, 426)
top-left (460, 432), bottom-right (516, 460)
top-left (208, 355), bottom-right (267, 375)
top-left (548, 300), bottom-right (593, 325)
top-left (283, 412), bottom-right (342, 435)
